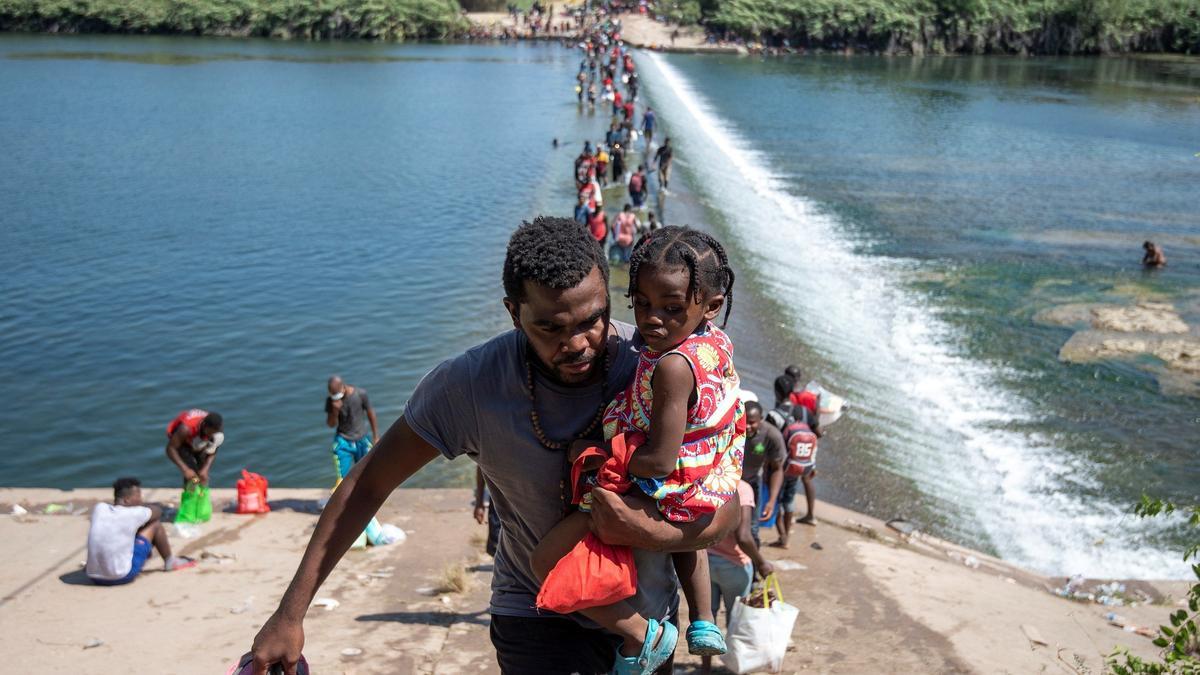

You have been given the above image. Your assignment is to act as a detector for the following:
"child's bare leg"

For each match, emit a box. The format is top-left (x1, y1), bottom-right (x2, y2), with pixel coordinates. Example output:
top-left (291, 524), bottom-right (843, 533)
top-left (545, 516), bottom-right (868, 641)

top-left (673, 550), bottom-right (714, 624)
top-left (530, 511), bottom-right (657, 657)
top-left (530, 511), bottom-right (593, 582)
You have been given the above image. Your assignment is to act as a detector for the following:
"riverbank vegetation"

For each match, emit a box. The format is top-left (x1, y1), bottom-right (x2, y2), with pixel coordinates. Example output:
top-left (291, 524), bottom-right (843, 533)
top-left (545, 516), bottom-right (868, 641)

top-left (0, 0), bottom-right (467, 41)
top-left (661, 0), bottom-right (1200, 54)
top-left (1107, 496), bottom-right (1200, 674)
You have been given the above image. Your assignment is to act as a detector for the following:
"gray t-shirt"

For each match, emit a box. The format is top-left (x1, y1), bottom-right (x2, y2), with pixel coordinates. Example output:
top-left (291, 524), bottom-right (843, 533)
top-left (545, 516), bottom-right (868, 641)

top-left (404, 322), bottom-right (679, 623)
top-left (743, 424), bottom-right (785, 483)
top-left (326, 388), bottom-right (371, 441)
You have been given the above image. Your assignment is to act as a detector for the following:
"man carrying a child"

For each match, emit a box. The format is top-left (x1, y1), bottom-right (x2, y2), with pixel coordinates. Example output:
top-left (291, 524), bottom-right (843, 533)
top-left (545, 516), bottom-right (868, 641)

top-left (249, 218), bottom-right (740, 674)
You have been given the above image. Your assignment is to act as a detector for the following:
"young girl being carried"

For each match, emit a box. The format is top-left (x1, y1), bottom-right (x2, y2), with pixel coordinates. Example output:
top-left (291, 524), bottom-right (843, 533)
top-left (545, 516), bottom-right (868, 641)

top-left (531, 226), bottom-right (746, 674)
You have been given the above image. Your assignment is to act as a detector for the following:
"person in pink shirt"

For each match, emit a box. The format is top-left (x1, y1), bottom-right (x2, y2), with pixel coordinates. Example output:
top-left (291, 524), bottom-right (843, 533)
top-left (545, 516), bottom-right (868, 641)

top-left (702, 478), bottom-right (775, 673)
top-left (609, 203), bottom-right (639, 264)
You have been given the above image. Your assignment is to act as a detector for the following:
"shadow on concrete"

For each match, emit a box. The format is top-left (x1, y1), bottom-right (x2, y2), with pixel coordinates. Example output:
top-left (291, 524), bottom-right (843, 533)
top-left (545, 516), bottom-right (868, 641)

top-left (356, 609), bottom-right (490, 628)
top-left (266, 498), bottom-right (324, 514)
top-left (209, 498), bottom-right (323, 515)
top-left (674, 665), bottom-right (734, 674)
top-left (58, 568), bottom-right (94, 586)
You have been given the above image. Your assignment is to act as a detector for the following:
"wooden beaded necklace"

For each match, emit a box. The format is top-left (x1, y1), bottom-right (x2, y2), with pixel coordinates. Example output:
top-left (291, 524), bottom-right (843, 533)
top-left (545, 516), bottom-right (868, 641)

top-left (524, 346), bottom-right (610, 451)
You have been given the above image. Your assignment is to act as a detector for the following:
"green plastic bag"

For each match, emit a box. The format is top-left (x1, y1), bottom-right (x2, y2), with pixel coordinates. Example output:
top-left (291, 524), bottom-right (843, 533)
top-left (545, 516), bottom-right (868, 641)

top-left (176, 483), bottom-right (212, 524)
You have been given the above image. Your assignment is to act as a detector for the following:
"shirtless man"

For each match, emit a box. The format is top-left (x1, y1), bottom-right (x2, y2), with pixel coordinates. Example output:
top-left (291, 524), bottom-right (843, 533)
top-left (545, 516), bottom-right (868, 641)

top-left (1142, 241), bottom-right (1166, 268)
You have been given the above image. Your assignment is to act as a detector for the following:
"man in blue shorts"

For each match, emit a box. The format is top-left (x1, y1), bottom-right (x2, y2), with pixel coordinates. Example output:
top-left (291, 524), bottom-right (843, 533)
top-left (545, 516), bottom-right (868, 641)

top-left (771, 405), bottom-right (820, 548)
top-left (325, 375), bottom-right (380, 479)
top-left (86, 477), bottom-right (194, 585)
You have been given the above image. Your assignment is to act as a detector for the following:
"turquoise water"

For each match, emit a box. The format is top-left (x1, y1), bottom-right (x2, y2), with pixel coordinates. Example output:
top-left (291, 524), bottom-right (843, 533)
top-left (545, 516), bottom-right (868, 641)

top-left (635, 52), bottom-right (1200, 579)
top-left (2, 35), bottom-right (1198, 578)
top-left (0, 36), bottom-right (593, 492)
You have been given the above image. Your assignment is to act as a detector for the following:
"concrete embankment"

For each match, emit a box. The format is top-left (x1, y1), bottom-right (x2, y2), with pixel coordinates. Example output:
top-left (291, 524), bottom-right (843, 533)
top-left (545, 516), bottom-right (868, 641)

top-left (0, 487), bottom-right (1185, 673)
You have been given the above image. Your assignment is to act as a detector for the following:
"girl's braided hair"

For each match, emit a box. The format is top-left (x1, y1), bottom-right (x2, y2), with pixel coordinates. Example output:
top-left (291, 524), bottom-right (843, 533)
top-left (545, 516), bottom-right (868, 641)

top-left (627, 225), bottom-right (735, 327)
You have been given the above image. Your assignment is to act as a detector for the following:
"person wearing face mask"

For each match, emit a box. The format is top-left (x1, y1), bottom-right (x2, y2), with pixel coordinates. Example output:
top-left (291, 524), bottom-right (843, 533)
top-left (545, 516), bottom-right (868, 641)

top-left (165, 409), bottom-right (224, 487)
top-left (325, 375), bottom-right (380, 480)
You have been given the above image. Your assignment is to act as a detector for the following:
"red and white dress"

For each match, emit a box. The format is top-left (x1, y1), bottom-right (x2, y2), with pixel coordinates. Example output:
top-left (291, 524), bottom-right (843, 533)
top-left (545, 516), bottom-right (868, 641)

top-left (602, 322), bottom-right (746, 522)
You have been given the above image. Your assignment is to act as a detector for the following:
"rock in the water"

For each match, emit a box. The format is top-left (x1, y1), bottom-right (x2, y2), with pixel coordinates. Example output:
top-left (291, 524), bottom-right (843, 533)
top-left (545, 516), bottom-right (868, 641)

top-left (1090, 302), bottom-right (1188, 334)
top-left (1059, 331), bottom-right (1200, 375)
top-left (1033, 303), bottom-right (1097, 328)
top-left (1035, 301), bottom-right (1188, 334)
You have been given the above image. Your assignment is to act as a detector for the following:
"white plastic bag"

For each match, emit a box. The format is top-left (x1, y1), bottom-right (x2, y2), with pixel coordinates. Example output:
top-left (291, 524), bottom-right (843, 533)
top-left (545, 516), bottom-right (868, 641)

top-left (804, 381), bottom-right (847, 429)
top-left (370, 523), bottom-right (407, 546)
top-left (721, 576), bottom-right (800, 673)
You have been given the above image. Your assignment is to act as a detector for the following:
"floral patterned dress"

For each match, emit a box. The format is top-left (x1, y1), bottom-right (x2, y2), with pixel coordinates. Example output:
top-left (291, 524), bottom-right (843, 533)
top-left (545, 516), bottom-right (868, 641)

top-left (601, 322), bottom-right (746, 522)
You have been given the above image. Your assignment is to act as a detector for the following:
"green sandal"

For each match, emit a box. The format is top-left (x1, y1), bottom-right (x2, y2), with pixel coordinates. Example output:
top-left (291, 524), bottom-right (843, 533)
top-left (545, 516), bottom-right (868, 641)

top-left (685, 620), bottom-right (727, 656)
top-left (611, 618), bottom-right (678, 675)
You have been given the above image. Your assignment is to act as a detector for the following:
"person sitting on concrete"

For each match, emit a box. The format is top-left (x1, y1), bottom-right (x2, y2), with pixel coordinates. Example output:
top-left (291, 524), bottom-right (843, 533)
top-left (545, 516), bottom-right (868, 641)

top-left (165, 409), bottom-right (224, 487)
top-left (86, 477), bottom-right (194, 586)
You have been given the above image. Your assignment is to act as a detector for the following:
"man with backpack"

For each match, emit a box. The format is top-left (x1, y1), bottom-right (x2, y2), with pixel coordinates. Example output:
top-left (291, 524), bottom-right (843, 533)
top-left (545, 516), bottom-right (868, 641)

top-left (772, 405), bottom-right (820, 548)
top-left (628, 164), bottom-right (647, 209)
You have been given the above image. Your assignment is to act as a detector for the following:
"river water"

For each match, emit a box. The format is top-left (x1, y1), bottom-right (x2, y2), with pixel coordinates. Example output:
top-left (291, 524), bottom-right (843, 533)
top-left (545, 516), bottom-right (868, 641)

top-left (1, 35), bottom-right (1197, 579)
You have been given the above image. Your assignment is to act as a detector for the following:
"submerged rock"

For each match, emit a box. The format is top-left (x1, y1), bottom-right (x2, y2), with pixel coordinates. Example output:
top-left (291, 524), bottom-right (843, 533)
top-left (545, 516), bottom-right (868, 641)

top-left (1040, 300), bottom-right (1199, 395)
top-left (1034, 301), bottom-right (1188, 334)
top-left (1033, 303), bottom-right (1097, 328)
top-left (1091, 302), bottom-right (1188, 334)
top-left (1059, 331), bottom-right (1200, 373)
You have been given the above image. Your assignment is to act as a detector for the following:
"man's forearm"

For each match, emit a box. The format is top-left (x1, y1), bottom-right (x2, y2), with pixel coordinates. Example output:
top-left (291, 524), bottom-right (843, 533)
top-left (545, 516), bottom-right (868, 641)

top-left (278, 463), bottom-right (383, 619)
top-left (651, 496), bottom-right (740, 552)
top-left (590, 489), bottom-right (740, 553)
top-left (766, 468), bottom-right (783, 512)
top-left (165, 445), bottom-right (189, 473)
top-left (273, 416), bottom-right (438, 619)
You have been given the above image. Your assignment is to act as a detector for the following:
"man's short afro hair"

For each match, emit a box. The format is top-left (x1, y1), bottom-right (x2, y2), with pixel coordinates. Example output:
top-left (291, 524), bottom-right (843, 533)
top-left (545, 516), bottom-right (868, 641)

top-left (503, 216), bottom-right (610, 303)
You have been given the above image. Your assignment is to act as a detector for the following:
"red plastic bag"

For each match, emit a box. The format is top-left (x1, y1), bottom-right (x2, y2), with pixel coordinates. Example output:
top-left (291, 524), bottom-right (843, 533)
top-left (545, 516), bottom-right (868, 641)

top-left (236, 470), bottom-right (270, 514)
top-left (536, 532), bottom-right (638, 613)
top-left (536, 433), bottom-right (640, 614)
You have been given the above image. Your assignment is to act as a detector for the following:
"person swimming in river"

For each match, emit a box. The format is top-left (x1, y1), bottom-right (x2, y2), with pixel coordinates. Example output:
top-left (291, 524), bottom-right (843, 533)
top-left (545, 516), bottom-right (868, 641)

top-left (1142, 240), bottom-right (1166, 268)
top-left (531, 226), bottom-right (746, 674)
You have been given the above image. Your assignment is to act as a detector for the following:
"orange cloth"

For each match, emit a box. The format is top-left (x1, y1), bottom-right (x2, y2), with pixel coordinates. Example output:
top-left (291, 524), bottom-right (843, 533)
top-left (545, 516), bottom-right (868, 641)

top-left (535, 433), bottom-right (640, 614)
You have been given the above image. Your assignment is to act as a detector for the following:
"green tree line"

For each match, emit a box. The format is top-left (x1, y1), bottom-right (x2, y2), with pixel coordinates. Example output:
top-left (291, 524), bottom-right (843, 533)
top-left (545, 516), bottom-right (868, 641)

top-left (660, 0), bottom-right (1200, 54)
top-left (0, 0), bottom-right (467, 41)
